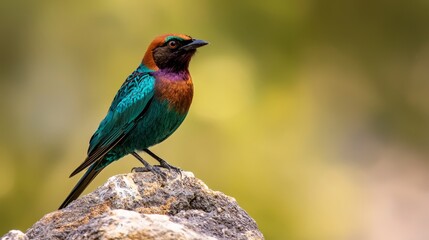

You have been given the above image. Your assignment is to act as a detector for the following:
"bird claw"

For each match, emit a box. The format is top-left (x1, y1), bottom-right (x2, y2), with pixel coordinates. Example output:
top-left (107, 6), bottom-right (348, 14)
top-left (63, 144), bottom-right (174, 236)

top-left (132, 166), bottom-right (167, 181)
top-left (157, 161), bottom-right (182, 177)
top-left (142, 149), bottom-right (182, 178)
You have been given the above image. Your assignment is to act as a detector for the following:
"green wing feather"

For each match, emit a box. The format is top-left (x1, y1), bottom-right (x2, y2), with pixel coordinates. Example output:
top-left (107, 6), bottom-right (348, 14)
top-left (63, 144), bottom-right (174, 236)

top-left (70, 71), bottom-right (155, 177)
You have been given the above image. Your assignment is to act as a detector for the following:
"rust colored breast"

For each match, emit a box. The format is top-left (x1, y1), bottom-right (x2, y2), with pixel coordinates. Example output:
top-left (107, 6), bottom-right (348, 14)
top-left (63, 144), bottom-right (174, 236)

top-left (154, 74), bottom-right (194, 114)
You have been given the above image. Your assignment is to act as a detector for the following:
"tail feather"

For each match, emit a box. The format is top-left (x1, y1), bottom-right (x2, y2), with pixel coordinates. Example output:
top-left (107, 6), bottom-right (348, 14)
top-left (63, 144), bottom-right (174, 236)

top-left (59, 164), bottom-right (102, 209)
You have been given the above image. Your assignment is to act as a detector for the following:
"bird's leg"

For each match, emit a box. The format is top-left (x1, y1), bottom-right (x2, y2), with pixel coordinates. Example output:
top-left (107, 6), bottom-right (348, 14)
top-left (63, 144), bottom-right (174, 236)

top-left (143, 149), bottom-right (182, 175)
top-left (131, 151), bottom-right (167, 180)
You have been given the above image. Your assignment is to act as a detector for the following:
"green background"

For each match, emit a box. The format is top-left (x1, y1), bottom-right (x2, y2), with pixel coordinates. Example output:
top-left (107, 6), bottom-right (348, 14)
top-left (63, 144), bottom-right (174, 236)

top-left (1, 1), bottom-right (429, 239)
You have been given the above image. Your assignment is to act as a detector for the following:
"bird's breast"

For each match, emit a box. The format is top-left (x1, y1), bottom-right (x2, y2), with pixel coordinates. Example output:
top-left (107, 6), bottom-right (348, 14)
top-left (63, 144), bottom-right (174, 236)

top-left (154, 74), bottom-right (193, 114)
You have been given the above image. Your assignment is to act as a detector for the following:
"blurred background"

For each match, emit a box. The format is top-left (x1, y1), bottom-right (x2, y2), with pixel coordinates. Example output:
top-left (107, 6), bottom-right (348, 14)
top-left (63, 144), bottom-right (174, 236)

top-left (1, 0), bottom-right (429, 239)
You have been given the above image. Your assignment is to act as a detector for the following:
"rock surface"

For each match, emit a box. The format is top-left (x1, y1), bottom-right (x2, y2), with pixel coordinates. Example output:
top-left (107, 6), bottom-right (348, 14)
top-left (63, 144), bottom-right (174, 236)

top-left (2, 171), bottom-right (264, 240)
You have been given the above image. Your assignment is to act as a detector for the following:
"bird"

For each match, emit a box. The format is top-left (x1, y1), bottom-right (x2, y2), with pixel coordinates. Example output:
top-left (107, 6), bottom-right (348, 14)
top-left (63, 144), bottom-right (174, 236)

top-left (59, 34), bottom-right (208, 209)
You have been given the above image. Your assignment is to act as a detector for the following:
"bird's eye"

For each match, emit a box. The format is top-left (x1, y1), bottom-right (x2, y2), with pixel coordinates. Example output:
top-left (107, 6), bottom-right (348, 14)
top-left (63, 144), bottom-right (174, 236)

top-left (168, 40), bottom-right (178, 49)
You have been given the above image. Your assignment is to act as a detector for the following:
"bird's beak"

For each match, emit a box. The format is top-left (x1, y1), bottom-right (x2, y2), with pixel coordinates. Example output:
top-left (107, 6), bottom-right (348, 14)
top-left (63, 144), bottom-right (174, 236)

top-left (180, 39), bottom-right (208, 51)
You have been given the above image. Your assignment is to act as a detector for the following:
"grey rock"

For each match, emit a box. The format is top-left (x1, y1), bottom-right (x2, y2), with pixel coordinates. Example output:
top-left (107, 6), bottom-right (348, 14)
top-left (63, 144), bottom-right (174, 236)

top-left (1, 230), bottom-right (28, 240)
top-left (2, 171), bottom-right (264, 240)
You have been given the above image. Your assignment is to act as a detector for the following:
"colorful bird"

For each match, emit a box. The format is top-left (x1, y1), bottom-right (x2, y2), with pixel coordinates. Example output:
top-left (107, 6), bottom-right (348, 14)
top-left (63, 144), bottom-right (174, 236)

top-left (59, 34), bottom-right (207, 209)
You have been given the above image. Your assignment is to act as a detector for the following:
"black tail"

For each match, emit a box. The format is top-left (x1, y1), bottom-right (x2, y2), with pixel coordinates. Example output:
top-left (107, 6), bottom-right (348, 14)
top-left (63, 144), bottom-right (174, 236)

top-left (59, 164), bottom-right (102, 209)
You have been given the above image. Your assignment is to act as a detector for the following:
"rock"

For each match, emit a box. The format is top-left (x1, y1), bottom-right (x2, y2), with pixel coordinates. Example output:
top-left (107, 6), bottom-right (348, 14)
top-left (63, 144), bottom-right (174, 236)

top-left (2, 171), bottom-right (264, 240)
top-left (1, 230), bottom-right (28, 240)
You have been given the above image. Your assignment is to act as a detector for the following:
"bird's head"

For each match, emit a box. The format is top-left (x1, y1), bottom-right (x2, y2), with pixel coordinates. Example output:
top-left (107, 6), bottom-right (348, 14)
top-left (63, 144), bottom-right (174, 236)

top-left (142, 34), bottom-right (208, 72)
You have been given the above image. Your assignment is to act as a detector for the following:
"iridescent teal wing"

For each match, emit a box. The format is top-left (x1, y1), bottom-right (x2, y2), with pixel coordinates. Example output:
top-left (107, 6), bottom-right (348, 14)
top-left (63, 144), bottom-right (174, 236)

top-left (70, 71), bottom-right (155, 177)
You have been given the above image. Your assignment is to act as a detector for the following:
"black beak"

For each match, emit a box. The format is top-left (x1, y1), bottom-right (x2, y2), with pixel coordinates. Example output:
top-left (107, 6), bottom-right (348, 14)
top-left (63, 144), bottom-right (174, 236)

top-left (180, 39), bottom-right (208, 51)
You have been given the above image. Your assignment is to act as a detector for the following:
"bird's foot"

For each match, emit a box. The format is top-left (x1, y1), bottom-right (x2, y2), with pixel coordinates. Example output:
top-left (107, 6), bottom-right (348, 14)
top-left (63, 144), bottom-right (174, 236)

top-left (132, 165), bottom-right (167, 181)
top-left (143, 149), bottom-right (182, 177)
top-left (155, 159), bottom-right (182, 177)
top-left (131, 151), bottom-right (167, 181)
